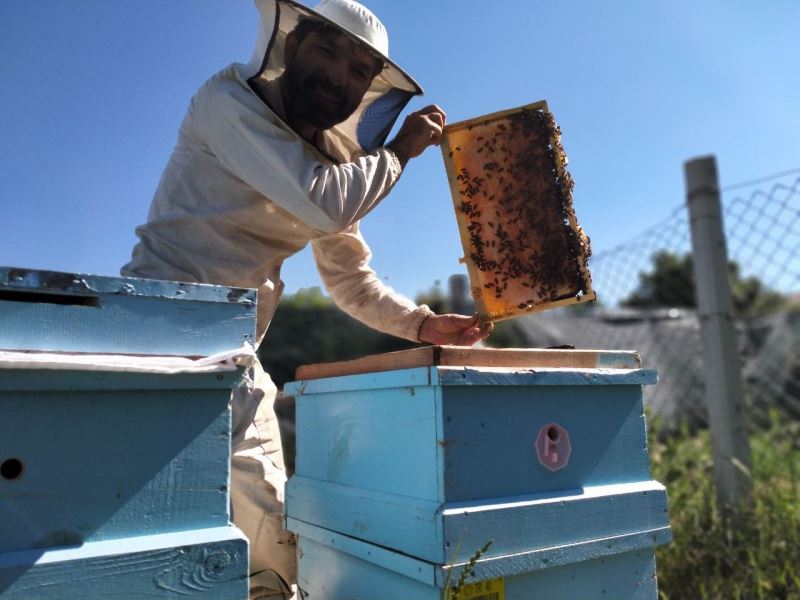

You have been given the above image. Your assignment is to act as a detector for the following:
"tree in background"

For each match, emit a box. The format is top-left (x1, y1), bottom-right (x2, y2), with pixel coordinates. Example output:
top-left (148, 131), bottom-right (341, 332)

top-left (622, 251), bottom-right (786, 318)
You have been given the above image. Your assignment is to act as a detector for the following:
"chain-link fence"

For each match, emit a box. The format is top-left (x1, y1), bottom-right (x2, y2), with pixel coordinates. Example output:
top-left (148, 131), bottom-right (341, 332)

top-left (507, 170), bottom-right (800, 430)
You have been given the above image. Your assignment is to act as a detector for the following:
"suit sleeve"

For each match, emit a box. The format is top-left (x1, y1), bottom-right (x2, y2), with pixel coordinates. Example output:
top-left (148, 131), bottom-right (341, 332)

top-left (311, 224), bottom-right (434, 341)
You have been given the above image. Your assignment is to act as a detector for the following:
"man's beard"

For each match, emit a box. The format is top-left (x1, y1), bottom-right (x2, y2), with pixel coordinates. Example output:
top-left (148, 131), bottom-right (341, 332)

top-left (282, 64), bottom-right (361, 131)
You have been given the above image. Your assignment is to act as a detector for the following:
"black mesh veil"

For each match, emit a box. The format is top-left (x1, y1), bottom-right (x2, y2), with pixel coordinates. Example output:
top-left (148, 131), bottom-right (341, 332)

top-left (245, 0), bottom-right (423, 162)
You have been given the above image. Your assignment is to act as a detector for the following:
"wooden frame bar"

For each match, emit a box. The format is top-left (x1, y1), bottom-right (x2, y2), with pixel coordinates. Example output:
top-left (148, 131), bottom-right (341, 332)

top-left (441, 102), bottom-right (595, 324)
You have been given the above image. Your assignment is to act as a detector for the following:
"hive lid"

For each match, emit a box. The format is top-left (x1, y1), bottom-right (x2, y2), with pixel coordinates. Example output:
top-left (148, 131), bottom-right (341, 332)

top-left (294, 345), bottom-right (641, 380)
top-left (0, 266), bottom-right (256, 356)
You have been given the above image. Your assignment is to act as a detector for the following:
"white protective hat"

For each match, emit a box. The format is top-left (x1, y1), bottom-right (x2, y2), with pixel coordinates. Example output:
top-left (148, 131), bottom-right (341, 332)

top-left (246, 0), bottom-right (423, 162)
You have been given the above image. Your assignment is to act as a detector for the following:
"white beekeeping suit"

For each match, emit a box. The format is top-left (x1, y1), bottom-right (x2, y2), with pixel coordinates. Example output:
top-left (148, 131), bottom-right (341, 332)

top-left (122, 0), bottom-right (433, 597)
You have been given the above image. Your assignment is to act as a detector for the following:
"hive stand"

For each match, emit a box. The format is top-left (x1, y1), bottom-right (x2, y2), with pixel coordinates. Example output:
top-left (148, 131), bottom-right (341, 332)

top-left (0, 267), bottom-right (254, 599)
top-left (286, 346), bottom-right (672, 599)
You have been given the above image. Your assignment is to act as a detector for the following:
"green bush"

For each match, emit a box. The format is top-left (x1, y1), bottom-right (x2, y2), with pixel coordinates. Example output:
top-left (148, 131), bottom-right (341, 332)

top-left (651, 412), bottom-right (800, 599)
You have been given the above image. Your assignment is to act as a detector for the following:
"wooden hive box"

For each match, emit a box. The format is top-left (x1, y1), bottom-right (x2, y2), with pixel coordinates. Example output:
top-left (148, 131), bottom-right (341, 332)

top-left (285, 346), bottom-right (671, 599)
top-left (0, 267), bottom-right (252, 599)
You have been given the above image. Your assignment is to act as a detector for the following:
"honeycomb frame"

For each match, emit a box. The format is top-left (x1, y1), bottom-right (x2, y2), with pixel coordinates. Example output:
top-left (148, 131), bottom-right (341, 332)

top-left (441, 101), bottom-right (595, 324)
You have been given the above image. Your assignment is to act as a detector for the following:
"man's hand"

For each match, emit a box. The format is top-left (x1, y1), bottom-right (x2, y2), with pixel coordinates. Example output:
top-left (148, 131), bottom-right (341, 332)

top-left (418, 314), bottom-right (493, 347)
top-left (386, 105), bottom-right (447, 166)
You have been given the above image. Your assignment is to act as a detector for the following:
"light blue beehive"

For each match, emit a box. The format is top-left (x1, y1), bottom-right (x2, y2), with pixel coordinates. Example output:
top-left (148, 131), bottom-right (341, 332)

top-left (285, 346), bottom-right (672, 599)
top-left (0, 267), bottom-right (254, 599)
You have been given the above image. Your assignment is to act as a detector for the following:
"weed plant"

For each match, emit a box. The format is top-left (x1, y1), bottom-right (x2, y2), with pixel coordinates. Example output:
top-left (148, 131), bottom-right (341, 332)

top-left (651, 411), bottom-right (800, 599)
top-left (444, 541), bottom-right (493, 600)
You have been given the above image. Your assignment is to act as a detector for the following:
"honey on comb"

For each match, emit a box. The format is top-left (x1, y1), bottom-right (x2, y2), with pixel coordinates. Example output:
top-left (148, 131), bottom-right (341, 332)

top-left (442, 102), bottom-right (594, 323)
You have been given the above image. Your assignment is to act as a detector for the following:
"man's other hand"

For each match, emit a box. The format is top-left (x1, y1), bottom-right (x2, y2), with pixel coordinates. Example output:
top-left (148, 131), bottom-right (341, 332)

top-left (386, 105), bottom-right (447, 166)
top-left (418, 314), bottom-right (493, 347)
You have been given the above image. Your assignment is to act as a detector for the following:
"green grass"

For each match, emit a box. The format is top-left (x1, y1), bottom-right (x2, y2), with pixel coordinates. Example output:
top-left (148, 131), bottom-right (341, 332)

top-left (651, 412), bottom-right (800, 599)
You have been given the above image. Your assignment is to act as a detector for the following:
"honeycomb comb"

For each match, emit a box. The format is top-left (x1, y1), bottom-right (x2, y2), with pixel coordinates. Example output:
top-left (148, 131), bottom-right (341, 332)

top-left (441, 101), bottom-right (595, 323)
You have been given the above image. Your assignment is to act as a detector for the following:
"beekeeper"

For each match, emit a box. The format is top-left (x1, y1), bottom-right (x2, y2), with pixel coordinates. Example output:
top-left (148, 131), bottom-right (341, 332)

top-left (122, 0), bottom-right (491, 596)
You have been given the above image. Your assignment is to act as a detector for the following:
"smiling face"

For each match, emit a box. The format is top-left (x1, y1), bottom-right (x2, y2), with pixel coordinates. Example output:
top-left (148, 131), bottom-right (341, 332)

top-left (281, 24), bottom-right (382, 138)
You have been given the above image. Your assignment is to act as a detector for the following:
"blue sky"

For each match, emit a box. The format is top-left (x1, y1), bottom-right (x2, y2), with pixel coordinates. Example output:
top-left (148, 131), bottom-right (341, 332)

top-left (2, 1), bottom-right (799, 300)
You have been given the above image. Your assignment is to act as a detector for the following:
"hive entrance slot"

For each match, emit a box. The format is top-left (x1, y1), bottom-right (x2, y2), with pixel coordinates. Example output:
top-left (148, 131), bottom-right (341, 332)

top-left (0, 289), bottom-right (101, 307)
top-left (1, 458), bottom-right (24, 480)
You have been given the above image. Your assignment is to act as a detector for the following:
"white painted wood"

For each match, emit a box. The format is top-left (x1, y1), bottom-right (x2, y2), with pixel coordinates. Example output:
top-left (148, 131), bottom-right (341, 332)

top-left (685, 155), bottom-right (753, 513)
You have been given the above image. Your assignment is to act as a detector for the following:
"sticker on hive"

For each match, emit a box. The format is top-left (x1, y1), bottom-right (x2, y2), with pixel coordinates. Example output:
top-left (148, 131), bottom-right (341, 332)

top-left (441, 101), bottom-right (595, 323)
top-left (447, 576), bottom-right (505, 600)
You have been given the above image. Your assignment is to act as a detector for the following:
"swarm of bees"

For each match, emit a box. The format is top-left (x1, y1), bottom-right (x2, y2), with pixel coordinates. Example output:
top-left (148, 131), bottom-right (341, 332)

top-left (441, 101), bottom-right (595, 323)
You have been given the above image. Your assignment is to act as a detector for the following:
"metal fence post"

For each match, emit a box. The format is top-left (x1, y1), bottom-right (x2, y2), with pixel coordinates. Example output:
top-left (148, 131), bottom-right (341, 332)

top-left (685, 155), bottom-right (753, 515)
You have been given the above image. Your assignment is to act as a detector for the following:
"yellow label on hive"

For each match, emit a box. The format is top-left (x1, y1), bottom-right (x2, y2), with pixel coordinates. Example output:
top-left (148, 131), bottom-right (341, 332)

top-left (448, 577), bottom-right (505, 600)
